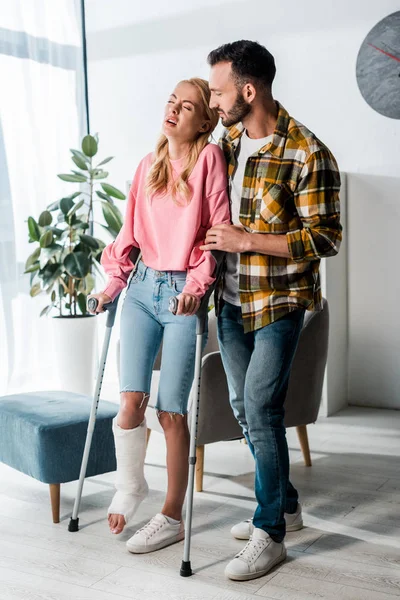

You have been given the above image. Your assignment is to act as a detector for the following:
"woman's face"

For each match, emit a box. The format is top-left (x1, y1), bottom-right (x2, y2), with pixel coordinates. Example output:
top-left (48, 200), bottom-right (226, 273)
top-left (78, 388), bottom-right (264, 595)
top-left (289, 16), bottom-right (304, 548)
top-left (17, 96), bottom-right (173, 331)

top-left (162, 82), bottom-right (209, 143)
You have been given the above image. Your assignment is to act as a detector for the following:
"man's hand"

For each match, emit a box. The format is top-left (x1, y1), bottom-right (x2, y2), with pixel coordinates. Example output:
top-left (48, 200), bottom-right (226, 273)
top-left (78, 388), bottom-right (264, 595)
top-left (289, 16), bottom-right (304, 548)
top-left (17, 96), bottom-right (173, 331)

top-left (199, 224), bottom-right (250, 253)
top-left (176, 293), bottom-right (201, 316)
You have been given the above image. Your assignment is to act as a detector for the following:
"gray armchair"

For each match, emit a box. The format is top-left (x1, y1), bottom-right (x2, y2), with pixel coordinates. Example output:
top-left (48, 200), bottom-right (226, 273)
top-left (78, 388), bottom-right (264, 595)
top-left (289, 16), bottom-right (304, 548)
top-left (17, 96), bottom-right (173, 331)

top-left (118, 300), bottom-right (329, 492)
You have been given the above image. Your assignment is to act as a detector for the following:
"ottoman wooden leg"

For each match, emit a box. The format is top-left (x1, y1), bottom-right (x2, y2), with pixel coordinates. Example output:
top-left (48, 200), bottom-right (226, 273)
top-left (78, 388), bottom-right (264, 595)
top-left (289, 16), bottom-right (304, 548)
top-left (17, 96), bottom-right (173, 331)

top-left (49, 483), bottom-right (60, 523)
top-left (296, 425), bottom-right (312, 467)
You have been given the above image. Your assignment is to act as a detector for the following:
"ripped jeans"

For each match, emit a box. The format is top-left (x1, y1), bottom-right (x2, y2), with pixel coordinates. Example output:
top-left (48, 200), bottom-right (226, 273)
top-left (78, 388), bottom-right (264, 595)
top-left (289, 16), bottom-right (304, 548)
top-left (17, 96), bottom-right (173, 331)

top-left (119, 260), bottom-right (207, 415)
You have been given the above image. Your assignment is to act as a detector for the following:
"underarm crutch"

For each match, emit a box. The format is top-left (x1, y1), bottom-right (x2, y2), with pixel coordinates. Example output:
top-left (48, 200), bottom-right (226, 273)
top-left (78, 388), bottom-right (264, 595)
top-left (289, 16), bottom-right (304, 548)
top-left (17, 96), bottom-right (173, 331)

top-left (169, 251), bottom-right (224, 577)
top-left (68, 248), bottom-right (141, 532)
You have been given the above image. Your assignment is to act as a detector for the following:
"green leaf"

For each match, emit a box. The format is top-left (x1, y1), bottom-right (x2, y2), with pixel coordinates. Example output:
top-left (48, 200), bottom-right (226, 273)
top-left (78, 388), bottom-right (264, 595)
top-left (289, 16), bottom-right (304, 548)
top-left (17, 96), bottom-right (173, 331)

top-left (74, 242), bottom-right (90, 255)
top-left (38, 210), bottom-right (52, 227)
top-left (39, 230), bottom-right (54, 248)
top-left (64, 252), bottom-right (90, 279)
top-left (70, 149), bottom-right (90, 164)
top-left (25, 247), bottom-right (41, 270)
top-left (72, 155), bottom-right (88, 170)
top-left (30, 268), bottom-right (38, 284)
top-left (100, 183), bottom-right (125, 200)
top-left (40, 305), bottom-right (51, 317)
top-left (95, 190), bottom-right (114, 203)
top-left (80, 234), bottom-right (99, 250)
top-left (96, 156), bottom-right (113, 167)
top-left (77, 293), bottom-right (87, 315)
top-left (28, 217), bottom-right (41, 242)
top-left (102, 202), bottom-right (123, 234)
top-left (30, 283), bottom-right (42, 297)
top-left (58, 173), bottom-right (87, 183)
top-left (82, 135), bottom-right (98, 158)
top-left (40, 263), bottom-right (63, 287)
top-left (91, 170), bottom-right (109, 180)
top-left (85, 273), bottom-right (95, 294)
top-left (51, 290), bottom-right (56, 303)
top-left (71, 170), bottom-right (88, 179)
top-left (72, 220), bottom-right (89, 231)
top-left (24, 263), bottom-right (40, 274)
top-left (50, 226), bottom-right (64, 237)
top-left (67, 199), bottom-right (85, 218)
top-left (94, 238), bottom-right (106, 251)
top-left (60, 197), bottom-right (74, 214)
top-left (39, 244), bottom-right (62, 269)
top-left (47, 200), bottom-right (59, 211)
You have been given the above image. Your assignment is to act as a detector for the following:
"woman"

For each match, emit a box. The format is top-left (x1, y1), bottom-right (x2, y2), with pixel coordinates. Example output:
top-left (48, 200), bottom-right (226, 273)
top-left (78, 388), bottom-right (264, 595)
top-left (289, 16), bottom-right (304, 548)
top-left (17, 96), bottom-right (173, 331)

top-left (88, 78), bottom-right (230, 554)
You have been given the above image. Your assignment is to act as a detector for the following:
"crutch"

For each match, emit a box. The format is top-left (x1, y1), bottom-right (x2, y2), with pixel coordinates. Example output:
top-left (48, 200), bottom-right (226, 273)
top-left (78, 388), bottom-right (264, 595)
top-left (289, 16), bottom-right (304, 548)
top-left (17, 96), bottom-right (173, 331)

top-left (169, 251), bottom-right (224, 577)
top-left (68, 248), bottom-right (141, 533)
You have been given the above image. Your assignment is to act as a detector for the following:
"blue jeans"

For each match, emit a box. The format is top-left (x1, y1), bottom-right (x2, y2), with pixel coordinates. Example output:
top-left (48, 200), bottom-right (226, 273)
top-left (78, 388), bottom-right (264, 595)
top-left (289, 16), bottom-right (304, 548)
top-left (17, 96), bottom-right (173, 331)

top-left (217, 302), bottom-right (305, 542)
top-left (120, 261), bottom-right (207, 414)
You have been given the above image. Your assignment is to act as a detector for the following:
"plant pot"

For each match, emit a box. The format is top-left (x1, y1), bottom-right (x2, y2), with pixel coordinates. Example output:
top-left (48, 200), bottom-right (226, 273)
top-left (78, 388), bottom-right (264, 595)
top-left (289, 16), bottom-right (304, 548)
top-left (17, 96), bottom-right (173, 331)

top-left (51, 314), bottom-right (97, 396)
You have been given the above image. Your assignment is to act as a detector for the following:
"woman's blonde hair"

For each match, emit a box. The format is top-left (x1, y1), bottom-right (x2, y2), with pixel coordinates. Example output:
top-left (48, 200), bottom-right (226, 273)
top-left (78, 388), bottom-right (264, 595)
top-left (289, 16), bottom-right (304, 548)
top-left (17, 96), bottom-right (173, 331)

top-left (145, 78), bottom-right (219, 204)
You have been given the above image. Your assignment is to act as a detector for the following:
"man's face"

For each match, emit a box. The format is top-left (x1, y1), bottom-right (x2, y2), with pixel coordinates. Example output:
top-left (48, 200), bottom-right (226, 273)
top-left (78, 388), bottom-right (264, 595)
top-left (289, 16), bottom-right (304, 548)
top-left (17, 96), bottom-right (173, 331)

top-left (209, 62), bottom-right (251, 128)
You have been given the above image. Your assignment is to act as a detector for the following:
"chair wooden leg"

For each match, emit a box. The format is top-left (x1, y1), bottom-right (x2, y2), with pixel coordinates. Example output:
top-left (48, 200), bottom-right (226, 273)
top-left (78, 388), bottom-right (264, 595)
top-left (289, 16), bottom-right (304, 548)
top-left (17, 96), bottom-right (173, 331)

top-left (146, 427), bottom-right (152, 449)
top-left (195, 445), bottom-right (205, 492)
top-left (296, 425), bottom-right (312, 467)
top-left (49, 483), bottom-right (60, 523)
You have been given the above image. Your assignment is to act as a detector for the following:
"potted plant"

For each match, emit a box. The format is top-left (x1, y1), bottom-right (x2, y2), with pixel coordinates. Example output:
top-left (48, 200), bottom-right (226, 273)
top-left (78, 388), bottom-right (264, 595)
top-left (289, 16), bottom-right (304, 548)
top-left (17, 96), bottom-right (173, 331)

top-left (24, 134), bottom-right (126, 394)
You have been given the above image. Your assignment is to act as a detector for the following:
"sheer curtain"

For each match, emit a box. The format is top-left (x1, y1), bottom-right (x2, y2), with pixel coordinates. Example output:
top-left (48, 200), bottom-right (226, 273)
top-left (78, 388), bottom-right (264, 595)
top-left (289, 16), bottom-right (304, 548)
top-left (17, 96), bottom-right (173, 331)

top-left (0, 1), bottom-right (86, 394)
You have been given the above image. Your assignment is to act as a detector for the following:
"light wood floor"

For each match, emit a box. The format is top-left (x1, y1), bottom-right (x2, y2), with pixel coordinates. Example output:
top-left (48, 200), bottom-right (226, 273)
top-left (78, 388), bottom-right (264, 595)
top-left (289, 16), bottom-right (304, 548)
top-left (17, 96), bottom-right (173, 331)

top-left (1, 406), bottom-right (400, 600)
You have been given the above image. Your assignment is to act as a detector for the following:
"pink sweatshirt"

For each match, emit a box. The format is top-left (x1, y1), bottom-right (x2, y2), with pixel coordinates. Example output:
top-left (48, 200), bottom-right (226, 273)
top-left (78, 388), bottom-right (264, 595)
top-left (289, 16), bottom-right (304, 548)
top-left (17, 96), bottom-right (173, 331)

top-left (101, 143), bottom-right (230, 300)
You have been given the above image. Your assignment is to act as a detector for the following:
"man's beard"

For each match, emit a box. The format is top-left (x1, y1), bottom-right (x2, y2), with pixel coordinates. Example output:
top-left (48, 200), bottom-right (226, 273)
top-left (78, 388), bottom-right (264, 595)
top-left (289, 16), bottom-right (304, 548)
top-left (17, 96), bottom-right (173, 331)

top-left (221, 92), bottom-right (251, 128)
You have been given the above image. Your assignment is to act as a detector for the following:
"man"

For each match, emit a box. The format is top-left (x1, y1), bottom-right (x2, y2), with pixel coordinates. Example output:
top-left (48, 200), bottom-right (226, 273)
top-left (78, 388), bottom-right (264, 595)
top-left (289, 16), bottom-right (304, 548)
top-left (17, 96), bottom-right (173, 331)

top-left (200, 40), bottom-right (342, 582)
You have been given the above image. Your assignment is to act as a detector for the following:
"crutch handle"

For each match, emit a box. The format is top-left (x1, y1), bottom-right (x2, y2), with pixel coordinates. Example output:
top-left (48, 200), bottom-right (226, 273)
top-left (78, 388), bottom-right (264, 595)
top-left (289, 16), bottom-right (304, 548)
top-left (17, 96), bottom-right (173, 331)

top-left (87, 295), bottom-right (120, 328)
top-left (168, 250), bottom-right (225, 324)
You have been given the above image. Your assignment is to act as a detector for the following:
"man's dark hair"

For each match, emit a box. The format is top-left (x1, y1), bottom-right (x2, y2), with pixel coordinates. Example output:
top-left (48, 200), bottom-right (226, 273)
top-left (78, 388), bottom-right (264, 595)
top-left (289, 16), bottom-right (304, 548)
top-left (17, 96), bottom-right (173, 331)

top-left (207, 40), bottom-right (276, 92)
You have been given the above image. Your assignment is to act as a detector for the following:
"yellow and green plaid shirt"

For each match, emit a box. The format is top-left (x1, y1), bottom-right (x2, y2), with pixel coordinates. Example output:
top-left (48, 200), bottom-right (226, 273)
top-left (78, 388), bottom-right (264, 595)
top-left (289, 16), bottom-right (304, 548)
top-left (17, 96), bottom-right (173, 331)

top-left (217, 102), bottom-right (342, 333)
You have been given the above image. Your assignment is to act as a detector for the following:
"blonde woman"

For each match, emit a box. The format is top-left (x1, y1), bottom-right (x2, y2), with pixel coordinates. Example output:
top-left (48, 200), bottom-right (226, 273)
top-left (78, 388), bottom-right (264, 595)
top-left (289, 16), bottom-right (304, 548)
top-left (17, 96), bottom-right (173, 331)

top-left (88, 78), bottom-right (230, 554)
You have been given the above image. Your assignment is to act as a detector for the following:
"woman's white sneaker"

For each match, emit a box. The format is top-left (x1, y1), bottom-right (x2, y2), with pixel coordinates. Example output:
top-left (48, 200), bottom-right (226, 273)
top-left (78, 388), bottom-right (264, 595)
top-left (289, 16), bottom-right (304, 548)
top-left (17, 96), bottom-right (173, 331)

top-left (126, 513), bottom-right (184, 554)
top-left (225, 527), bottom-right (286, 581)
top-left (230, 503), bottom-right (303, 540)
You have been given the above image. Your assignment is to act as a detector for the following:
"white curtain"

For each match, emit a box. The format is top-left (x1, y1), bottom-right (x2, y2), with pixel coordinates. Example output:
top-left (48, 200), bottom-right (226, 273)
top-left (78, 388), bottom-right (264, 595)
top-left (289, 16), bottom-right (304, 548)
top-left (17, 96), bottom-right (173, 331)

top-left (0, 1), bottom-right (86, 394)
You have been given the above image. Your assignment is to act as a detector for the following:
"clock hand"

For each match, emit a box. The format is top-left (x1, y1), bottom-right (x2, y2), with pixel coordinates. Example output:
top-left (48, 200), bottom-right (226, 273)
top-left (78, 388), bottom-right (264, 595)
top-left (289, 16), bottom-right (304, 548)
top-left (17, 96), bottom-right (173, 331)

top-left (368, 43), bottom-right (400, 63)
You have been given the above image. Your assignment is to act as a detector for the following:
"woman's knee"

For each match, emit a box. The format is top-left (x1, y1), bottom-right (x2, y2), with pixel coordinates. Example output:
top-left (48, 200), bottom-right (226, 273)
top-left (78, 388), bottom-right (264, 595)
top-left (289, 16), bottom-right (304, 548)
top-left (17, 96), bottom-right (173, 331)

top-left (118, 391), bottom-right (150, 427)
top-left (158, 411), bottom-right (188, 434)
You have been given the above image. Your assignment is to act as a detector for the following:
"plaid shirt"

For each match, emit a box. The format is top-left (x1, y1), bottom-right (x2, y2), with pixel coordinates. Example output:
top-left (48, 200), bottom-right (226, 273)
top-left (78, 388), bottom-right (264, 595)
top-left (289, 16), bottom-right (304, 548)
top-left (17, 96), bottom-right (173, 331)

top-left (217, 102), bottom-right (342, 333)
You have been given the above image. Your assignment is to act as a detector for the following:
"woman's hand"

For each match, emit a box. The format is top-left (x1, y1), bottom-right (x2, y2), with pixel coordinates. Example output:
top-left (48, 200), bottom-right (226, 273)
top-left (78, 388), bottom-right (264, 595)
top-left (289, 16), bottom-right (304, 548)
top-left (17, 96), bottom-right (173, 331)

top-left (87, 292), bottom-right (112, 314)
top-left (176, 293), bottom-right (201, 316)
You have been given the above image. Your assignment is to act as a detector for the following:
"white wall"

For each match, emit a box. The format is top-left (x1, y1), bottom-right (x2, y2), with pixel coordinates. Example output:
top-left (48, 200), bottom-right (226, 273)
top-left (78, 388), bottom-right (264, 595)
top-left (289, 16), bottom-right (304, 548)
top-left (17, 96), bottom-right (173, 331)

top-left (86, 0), bottom-right (400, 411)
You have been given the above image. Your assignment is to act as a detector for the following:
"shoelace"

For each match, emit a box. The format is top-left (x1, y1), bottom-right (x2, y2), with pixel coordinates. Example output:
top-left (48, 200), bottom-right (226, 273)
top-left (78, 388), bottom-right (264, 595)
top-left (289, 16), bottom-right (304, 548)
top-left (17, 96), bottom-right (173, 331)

top-left (135, 515), bottom-right (165, 539)
top-left (236, 537), bottom-right (268, 562)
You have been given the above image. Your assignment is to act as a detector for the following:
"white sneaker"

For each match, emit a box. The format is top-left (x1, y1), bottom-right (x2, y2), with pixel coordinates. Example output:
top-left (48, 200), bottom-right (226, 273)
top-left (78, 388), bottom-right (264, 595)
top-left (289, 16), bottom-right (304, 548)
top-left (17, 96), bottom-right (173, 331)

top-left (126, 513), bottom-right (184, 554)
top-left (231, 503), bottom-right (303, 540)
top-left (225, 527), bottom-right (286, 581)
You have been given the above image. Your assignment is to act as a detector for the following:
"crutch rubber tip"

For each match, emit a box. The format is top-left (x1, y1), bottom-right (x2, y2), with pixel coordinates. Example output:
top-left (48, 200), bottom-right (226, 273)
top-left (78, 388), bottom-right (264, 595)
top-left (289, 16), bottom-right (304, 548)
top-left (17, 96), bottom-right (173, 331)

top-left (180, 560), bottom-right (192, 577)
top-left (68, 517), bottom-right (79, 532)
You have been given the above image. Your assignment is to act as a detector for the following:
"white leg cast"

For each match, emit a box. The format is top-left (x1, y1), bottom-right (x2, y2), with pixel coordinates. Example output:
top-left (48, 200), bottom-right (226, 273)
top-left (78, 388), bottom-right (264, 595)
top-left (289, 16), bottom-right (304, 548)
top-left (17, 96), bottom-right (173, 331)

top-left (108, 417), bottom-right (149, 526)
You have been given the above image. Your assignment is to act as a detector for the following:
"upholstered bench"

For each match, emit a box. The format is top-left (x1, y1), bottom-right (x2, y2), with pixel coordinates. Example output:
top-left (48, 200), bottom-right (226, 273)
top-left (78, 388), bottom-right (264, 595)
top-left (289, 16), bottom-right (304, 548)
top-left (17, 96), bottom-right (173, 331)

top-left (0, 391), bottom-right (118, 523)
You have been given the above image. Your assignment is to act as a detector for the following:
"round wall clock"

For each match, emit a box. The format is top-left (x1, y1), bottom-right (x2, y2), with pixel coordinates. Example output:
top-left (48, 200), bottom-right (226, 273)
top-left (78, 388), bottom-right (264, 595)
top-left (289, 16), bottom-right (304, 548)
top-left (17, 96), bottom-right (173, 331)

top-left (356, 11), bottom-right (400, 119)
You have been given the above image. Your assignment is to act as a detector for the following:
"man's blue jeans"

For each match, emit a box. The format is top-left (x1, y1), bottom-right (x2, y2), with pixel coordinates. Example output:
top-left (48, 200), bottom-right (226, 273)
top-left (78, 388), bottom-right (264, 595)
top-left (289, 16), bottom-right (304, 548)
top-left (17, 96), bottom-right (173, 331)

top-left (217, 301), bottom-right (305, 542)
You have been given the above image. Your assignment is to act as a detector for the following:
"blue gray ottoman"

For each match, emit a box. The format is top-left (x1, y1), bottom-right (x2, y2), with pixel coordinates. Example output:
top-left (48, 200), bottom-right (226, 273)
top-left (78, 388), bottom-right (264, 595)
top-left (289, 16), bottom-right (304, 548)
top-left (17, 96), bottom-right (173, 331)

top-left (0, 391), bottom-right (118, 523)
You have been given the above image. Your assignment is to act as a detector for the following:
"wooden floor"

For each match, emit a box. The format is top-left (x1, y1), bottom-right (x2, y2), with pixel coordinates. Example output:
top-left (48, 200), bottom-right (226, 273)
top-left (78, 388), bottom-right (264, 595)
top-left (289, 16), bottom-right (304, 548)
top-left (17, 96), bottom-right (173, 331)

top-left (1, 406), bottom-right (400, 600)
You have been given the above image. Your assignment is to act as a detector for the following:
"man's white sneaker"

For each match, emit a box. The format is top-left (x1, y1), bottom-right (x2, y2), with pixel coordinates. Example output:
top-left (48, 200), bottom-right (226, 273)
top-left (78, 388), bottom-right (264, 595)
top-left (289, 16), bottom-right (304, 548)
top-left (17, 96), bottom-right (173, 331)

top-left (126, 513), bottom-right (184, 554)
top-left (230, 503), bottom-right (303, 540)
top-left (225, 527), bottom-right (286, 581)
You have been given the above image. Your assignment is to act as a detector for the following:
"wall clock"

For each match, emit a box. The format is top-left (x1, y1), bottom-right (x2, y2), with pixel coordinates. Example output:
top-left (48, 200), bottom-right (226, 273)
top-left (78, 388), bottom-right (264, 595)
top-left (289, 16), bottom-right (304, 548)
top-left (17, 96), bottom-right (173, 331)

top-left (356, 11), bottom-right (400, 119)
